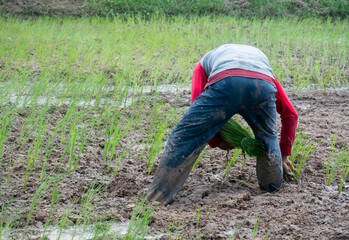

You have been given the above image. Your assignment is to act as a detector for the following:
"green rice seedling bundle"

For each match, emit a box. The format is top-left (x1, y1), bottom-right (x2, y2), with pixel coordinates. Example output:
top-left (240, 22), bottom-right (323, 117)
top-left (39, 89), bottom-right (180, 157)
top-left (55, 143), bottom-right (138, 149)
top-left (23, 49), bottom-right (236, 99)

top-left (218, 118), bottom-right (264, 157)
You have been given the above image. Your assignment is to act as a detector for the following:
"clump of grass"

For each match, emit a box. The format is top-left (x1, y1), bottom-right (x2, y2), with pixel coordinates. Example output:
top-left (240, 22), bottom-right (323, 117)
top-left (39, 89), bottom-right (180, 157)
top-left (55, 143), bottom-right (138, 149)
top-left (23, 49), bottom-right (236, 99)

top-left (252, 213), bottom-right (260, 240)
top-left (289, 132), bottom-right (315, 179)
top-left (0, 117), bottom-right (11, 169)
top-left (26, 174), bottom-right (64, 226)
top-left (125, 197), bottom-right (152, 239)
top-left (218, 118), bottom-right (264, 157)
top-left (326, 134), bottom-right (349, 193)
top-left (223, 149), bottom-right (242, 179)
top-left (41, 184), bottom-right (61, 238)
top-left (78, 179), bottom-right (106, 232)
top-left (338, 148), bottom-right (349, 193)
top-left (147, 120), bottom-right (167, 174)
top-left (326, 134), bottom-right (338, 177)
top-left (0, 200), bottom-right (22, 240)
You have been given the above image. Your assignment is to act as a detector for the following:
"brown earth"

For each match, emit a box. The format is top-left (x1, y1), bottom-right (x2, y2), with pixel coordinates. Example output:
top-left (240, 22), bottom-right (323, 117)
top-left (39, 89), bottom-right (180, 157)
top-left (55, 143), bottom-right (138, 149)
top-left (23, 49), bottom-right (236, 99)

top-left (1, 88), bottom-right (349, 239)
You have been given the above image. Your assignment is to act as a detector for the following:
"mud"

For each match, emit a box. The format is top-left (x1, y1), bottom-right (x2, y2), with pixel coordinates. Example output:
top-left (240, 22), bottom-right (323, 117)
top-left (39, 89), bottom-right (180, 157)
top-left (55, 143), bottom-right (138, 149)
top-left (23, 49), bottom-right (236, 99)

top-left (1, 88), bottom-right (349, 239)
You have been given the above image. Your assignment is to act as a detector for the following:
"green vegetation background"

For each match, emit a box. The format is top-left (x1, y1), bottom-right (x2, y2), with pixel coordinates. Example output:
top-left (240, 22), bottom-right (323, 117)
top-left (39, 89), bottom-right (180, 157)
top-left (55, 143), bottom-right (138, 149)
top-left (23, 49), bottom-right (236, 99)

top-left (1, 0), bottom-right (348, 19)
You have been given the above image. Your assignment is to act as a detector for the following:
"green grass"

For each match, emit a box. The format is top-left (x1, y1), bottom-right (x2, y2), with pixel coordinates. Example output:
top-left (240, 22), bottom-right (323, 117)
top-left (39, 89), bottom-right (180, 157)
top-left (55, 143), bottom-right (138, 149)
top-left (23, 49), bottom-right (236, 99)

top-left (2, 0), bottom-right (348, 19)
top-left (326, 134), bottom-right (349, 193)
top-left (289, 132), bottom-right (315, 179)
top-left (223, 149), bottom-right (243, 179)
top-left (1, 16), bottom-right (348, 90)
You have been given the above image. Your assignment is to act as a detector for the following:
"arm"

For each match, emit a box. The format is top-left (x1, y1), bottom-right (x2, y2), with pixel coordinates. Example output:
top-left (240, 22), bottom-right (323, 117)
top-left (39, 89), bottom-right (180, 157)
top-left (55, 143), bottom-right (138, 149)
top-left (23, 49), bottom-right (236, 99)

top-left (274, 76), bottom-right (298, 156)
top-left (191, 62), bottom-right (222, 148)
top-left (191, 62), bottom-right (208, 103)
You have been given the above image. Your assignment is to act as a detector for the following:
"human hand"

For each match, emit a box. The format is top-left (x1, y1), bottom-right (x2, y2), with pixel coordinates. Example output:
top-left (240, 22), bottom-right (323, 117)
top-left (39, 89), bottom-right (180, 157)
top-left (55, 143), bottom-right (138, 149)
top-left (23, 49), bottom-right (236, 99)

top-left (282, 155), bottom-right (296, 181)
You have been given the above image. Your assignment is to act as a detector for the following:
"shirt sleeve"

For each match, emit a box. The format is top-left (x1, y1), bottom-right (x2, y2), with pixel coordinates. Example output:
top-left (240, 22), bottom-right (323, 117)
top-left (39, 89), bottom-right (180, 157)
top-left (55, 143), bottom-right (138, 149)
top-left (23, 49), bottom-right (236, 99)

top-left (191, 62), bottom-right (208, 103)
top-left (191, 62), bottom-right (222, 148)
top-left (274, 76), bottom-right (298, 156)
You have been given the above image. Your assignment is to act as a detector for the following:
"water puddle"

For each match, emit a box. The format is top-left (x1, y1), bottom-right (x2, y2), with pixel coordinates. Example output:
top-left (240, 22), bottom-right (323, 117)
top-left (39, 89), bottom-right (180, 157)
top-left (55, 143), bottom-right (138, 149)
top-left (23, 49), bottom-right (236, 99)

top-left (295, 103), bottom-right (311, 110)
top-left (3, 84), bottom-right (349, 110)
top-left (308, 181), bottom-right (349, 196)
top-left (2, 221), bottom-right (164, 240)
top-left (2, 84), bottom-right (190, 109)
top-left (42, 222), bottom-right (129, 240)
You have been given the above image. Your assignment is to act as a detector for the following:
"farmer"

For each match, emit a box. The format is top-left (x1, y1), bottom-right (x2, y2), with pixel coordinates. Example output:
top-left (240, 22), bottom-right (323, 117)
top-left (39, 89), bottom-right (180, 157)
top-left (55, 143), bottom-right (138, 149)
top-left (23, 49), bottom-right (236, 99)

top-left (147, 44), bottom-right (298, 205)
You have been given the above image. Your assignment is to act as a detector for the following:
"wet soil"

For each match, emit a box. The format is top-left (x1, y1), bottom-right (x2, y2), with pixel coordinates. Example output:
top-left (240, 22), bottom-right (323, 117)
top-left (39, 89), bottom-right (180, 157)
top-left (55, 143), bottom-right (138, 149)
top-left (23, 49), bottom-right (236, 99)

top-left (1, 88), bottom-right (349, 239)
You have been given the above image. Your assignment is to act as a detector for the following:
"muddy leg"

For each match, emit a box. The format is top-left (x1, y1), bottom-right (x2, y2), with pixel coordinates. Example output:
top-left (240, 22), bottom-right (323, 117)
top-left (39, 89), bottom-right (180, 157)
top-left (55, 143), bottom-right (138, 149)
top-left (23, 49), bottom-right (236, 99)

top-left (240, 81), bottom-right (283, 192)
top-left (147, 78), bottom-right (240, 205)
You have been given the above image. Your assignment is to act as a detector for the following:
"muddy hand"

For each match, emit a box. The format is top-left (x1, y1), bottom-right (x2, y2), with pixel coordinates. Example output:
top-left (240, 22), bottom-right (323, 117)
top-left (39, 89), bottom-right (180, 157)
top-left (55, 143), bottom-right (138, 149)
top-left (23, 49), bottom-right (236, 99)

top-left (282, 156), bottom-right (296, 181)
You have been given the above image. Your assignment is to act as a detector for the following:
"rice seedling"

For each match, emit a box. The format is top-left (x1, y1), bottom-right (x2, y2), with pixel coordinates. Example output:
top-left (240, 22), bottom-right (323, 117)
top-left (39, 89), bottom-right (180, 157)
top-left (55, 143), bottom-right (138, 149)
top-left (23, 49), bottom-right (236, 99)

top-left (0, 204), bottom-right (8, 239)
top-left (192, 145), bottom-right (210, 170)
top-left (166, 220), bottom-right (183, 240)
top-left (147, 120), bottom-right (167, 174)
top-left (55, 203), bottom-right (76, 240)
top-left (90, 218), bottom-right (114, 239)
top-left (103, 114), bottom-right (132, 173)
top-left (326, 135), bottom-right (342, 187)
top-left (41, 184), bottom-right (60, 239)
top-left (228, 219), bottom-right (246, 240)
top-left (218, 118), bottom-right (264, 157)
top-left (124, 197), bottom-right (152, 239)
top-left (223, 149), bottom-right (242, 179)
top-left (67, 125), bottom-right (79, 172)
top-left (26, 174), bottom-right (64, 227)
top-left (338, 148), bottom-right (349, 193)
top-left (23, 118), bottom-right (47, 190)
top-left (139, 114), bottom-right (159, 160)
top-left (195, 205), bottom-right (202, 239)
top-left (0, 201), bottom-right (22, 240)
top-left (39, 123), bottom-right (64, 181)
top-left (0, 117), bottom-right (11, 168)
top-left (252, 213), bottom-right (260, 240)
top-left (113, 144), bottom-right (130, 176)
top-left (68, 118), bottom-right (96, 173)
top-left (326, 134), bottom-right (337, 176)
top-left (263, 223), bottom-right (274, 240)
top-left (289, 132), bottom-right (315, 179)
top-left (78, 180), bottom-right (106, 233)
top-left (326, 134), bottom-right (349, 193)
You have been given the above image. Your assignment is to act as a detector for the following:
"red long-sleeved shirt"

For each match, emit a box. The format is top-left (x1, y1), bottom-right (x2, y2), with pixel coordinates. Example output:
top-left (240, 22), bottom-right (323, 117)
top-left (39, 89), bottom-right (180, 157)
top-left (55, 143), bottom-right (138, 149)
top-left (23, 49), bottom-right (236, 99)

top-left (191, 62), bottom-right (298, 156)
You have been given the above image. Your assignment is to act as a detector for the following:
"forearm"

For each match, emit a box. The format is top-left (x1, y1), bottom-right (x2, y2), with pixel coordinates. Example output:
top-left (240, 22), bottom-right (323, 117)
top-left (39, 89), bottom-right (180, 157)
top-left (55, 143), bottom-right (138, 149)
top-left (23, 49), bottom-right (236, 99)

top-left (274, 76), bottom-right (298, 156)
top-left (280, 114), bottom-right (298, 155)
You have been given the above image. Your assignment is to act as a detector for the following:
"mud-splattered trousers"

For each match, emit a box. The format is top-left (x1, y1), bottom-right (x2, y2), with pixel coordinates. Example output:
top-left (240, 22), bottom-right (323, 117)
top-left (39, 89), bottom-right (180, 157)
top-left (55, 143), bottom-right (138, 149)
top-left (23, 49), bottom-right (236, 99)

top-left (147, 76), bottom-right (283, 205)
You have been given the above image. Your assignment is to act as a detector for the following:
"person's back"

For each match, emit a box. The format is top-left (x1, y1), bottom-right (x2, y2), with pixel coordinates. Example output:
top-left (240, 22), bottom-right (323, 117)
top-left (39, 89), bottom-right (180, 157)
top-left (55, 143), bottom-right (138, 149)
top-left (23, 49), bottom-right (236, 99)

top-left (200, 44), bottom-right (274, 81)
top-left (147, 44), bottom-right (298, 205)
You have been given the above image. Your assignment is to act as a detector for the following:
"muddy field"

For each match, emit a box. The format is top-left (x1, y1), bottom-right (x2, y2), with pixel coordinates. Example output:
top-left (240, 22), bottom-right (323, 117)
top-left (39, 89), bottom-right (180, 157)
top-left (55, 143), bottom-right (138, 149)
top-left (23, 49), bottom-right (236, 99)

top-left (1, 87), bottom-right (349, 239)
